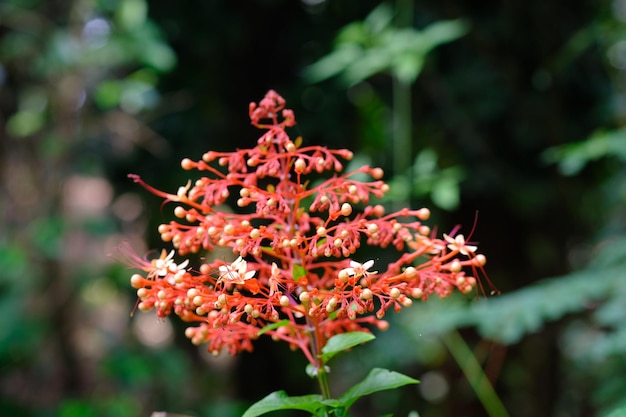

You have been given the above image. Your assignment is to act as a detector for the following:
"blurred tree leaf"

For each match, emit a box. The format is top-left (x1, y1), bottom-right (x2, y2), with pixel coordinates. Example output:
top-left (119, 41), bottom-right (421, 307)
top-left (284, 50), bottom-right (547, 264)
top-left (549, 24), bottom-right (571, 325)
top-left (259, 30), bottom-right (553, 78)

top-left (304, 3), bottom-right (468, 86)
top-left (116, 0), bottom-right (148, 30)
top-left (385, 148), bottom-right (464, 210)
top-left (605, 406), bottom-right (626, 417)
top-left (6, 110), bottom-right (45, 138)
top-left (542, 127), bottom-right (626, 175)
top-left (400, 264), bottom-right (625, 345)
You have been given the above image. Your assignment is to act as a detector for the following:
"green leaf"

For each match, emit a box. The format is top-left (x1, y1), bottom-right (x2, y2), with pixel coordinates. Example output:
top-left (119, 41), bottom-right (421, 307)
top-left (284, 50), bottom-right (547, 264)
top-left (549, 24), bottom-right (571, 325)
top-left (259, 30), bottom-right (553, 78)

top-left (363, 3), bottom-right (393, 35)
top-left (399, 265), bottom-right (626, 345)
top-left (303, 45), bottom-right (362, 83)
top-left (242, 391), bottom-right (325, 417)
top-left (293, 264), bottom-right (307, 282)
top-left (116, 0), bottom-right (147, 30)
top-left (257, 319), bottom-right (290, 336)
top-left (343, 47), bottom-right (391, 85)
top-left (431, 176), bottom-right (460, 211)
top-left (421, 19), bottom-right (469, 47)
top-left (140, 40), bottom-right (177, 72)
top-left (542, 127), bottom-right (626, 176)
top-left (319, 332), bottom-right (375, 363)
top-left (338, 368), bottom-right (419, 410)
top-left (94, 80), bottom-right (123, 109)
top-left (605, 406), bottom-right (626, 417)
top-left (6, 110), bottom-right (45, 138)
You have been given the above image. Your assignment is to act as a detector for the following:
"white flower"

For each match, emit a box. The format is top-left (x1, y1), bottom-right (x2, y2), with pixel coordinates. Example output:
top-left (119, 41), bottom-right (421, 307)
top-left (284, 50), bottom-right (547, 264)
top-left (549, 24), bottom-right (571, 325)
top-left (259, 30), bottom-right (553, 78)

top-left (269, 262), bottom-right (281, 295)
top-left (339, 259), bottom-right (377, 280)
top-left (152, 249), bottom-right (190, 278)
top-left (218, 256), bottom-right (256, 284)
top-left (443, 234), bottom-right (477, 256)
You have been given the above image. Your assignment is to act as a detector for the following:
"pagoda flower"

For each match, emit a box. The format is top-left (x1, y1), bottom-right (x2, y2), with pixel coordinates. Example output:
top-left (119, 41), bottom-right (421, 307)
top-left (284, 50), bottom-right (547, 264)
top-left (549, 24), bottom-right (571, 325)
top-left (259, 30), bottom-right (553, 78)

top-left (444, 233), bottom-right (478, 256)
top-left (217, 256), bottom-right (256, 284)
top-left (121, 90), bottom-right (493, 417)
top-left (152, 249), bottom-right (190, 280)
top-left (337, 259), bottom-right (377, 282)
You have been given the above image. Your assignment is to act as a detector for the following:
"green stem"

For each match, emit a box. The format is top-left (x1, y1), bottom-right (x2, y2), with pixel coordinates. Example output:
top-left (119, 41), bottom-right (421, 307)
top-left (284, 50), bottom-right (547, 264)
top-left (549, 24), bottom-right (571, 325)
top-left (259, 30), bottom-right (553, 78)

top-left (316, 364), bottom-right (332, 401)
top-left (392, 0), bottom-right (414, 209)
top-left (442, 330), bottom-right (510, 417)
top-left (392, 75), bottom-right (413, 208)
top-left (307, 316), bottom-right (332, 416)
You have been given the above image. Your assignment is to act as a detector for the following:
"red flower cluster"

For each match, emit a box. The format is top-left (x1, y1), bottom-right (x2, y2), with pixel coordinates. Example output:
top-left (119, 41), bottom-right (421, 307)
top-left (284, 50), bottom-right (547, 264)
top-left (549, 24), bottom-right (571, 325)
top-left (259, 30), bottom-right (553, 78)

top-left (124, 90), bottom-right (487, 368)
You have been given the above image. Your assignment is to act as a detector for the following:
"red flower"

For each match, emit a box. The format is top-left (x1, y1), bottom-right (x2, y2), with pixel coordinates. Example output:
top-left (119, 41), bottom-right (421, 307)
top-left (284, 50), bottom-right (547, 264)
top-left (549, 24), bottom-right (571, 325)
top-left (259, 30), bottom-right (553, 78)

top-left (124, 90), bottom-right (490, 367)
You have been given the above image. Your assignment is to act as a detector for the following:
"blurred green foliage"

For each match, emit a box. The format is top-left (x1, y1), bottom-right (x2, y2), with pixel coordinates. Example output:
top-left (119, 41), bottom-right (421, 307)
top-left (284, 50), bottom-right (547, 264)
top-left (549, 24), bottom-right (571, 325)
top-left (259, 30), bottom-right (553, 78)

top-left (2, 0), bottom-right (626, 416)
top-left (303, 3), bottom-right (467, 85)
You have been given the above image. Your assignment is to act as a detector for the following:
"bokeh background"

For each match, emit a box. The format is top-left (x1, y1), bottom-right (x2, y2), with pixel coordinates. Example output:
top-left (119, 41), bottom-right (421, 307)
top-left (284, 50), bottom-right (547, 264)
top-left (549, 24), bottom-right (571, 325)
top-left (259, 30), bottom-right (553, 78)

top-left (1, 1), bottom-right (626, 416)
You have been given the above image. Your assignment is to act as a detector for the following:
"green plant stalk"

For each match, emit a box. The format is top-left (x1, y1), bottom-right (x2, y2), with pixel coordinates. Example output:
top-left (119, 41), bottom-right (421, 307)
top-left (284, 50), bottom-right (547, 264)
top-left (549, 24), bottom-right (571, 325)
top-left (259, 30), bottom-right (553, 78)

top-left (307, 316), bottom-right (332, 416)
top-left (392, 75), bottom-right (413, 208)
top-left (442, 330), bottom-right (510, 417)
top-left (316, 365), bottom-right (332, 401)
top-left (392, 0), bottom-right (414, 209)
top-left (316, 367), bottom-right (332, 417)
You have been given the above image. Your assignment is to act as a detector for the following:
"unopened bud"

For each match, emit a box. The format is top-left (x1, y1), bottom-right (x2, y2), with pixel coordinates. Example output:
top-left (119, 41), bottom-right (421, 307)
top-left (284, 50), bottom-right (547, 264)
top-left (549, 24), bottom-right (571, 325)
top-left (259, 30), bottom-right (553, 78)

top-left (130, 274), bottom-right (144, 288)
top-left (377, 320), bottom-right (390, 331)
top-left (299, 291), bottom-right (310, 304)
top-left (371, 167), bottom-right (384, 179)
top-left (416, 208), bottom-right (430, 220)
top-left (181, 158), bottom-right (194, 170)
top-left (474, 254), bottom-right (487, 266)
top-left (411, 288), bottom-right (423, 298)
top-left (404, 266), bottom-right (417, 279)
top-left (338, 269), bottom-right (350, 283)
top-left (361, 288), bottom-right (373, 300)
top-left (138, 301), bottom-right (151, 312)
top-left (174, 206), bottom-right (186, 218)
top-left (294, 158), bottom-right (306, 173)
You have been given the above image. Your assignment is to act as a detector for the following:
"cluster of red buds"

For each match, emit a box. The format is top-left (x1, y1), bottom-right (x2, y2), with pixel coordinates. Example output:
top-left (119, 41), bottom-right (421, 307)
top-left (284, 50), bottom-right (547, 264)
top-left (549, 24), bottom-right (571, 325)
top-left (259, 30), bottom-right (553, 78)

top-left (123, 90), bottom-right (487, 368)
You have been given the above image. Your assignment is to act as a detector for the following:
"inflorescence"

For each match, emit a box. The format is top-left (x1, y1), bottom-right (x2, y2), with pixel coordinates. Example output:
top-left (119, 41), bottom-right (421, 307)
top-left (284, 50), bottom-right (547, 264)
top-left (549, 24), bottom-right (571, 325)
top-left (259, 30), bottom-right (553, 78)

top-left (123, 90), bottom-right (487, 368)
